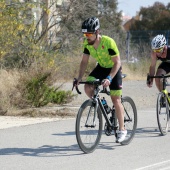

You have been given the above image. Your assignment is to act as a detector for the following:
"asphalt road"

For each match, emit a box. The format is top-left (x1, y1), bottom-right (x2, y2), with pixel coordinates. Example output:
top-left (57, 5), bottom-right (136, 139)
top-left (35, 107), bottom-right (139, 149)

top-left (1, 108), bottom-right (170, 170)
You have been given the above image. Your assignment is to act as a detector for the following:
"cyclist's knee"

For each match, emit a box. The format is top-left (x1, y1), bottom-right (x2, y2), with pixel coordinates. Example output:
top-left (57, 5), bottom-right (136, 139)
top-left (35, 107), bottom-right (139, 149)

top-left (111, 96), bottom-right (121, 106)
top-left (155, 78), bottom-right (162, 92)
top-left (84, 84), bottom-right (94, 98)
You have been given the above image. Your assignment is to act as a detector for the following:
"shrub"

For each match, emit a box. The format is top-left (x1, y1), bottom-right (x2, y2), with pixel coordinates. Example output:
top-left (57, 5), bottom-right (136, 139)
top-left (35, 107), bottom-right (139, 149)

top-left (25, 72), bottom-right (75, 107)
top-left (51, 90), bottom-right (73, 104)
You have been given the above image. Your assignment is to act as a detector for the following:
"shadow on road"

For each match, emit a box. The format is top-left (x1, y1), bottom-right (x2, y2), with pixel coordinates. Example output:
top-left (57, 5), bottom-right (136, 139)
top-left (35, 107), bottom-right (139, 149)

top-left (0, 127), bottom-right (163, 157)
top-left (0, 144), bottom-right (83, 157)
top-left (0, 141), bottom-right (122, 157)
top-left (135, 127), bottom-right (163, 137)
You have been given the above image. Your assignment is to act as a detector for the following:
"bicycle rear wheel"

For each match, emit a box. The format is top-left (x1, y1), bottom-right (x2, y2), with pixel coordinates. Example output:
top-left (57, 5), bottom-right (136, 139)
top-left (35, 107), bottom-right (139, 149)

top-left (120, 96), bottom-right (137, 145)
top-left (157, 92), bottom-right (169, 136)
top-left (75, 99), bottom-right (103, 154)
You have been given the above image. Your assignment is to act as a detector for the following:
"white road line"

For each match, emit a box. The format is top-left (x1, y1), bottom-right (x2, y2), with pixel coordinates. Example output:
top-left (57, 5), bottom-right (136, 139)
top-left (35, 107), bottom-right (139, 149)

top-left (136, 160), bottom-right (170, 170)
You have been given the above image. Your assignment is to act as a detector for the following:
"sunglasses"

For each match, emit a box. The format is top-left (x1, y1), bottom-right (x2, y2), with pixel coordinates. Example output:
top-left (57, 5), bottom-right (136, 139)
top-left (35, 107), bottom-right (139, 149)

top-left (153, 48), bottom-right (163, 53)
top-left (83, 33), bottom-right (94, 37)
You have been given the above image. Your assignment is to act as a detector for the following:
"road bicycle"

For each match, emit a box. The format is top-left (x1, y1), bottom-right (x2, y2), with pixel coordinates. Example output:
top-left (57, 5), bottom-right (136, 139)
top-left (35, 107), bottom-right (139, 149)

top-left (147, 74), bottom-right (170, 136)
top-left (72, 74), bottom-right (137, 154)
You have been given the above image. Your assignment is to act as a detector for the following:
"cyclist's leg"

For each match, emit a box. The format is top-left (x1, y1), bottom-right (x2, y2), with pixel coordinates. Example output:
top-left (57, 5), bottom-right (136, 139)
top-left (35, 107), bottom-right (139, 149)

top-left (155, 69), bottom-right (166, 91)
top-left (155, 62), bottom-right (170, 91)
top-left (120, 96), bottom-right (137, 145)
top-left (84, 83), bottom-right (95, 98)
top-left (109, 67), bottom-right (124, 129)
top-left (111, 95), bottom-right (124, 130)
top-left (109, 68), bottom-right (127, 142)
top-left (85, 64), bottom-right (111, 98)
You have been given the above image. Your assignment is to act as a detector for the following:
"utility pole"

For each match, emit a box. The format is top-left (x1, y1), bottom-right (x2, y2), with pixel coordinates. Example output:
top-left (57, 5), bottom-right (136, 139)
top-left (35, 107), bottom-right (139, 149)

top-left (126, 31), bottom-right (130, 62)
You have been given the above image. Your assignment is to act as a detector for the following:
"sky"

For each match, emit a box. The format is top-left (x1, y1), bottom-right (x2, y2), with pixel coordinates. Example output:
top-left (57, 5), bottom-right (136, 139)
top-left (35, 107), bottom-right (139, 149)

top-left (117, 0), bottom-right (170, 17)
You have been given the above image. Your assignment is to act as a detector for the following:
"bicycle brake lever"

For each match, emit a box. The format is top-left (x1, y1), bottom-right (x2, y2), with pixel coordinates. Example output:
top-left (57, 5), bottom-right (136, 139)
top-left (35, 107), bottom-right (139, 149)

top-left (76, 86), bottom-right (82, 94)
top-left (72, 78), bottom-right (77, 91)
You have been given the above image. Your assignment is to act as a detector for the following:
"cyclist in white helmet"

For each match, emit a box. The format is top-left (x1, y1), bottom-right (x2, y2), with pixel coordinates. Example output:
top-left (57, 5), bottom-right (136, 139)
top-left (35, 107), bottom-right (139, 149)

top-left (147, 34), bottom-right (170, 91)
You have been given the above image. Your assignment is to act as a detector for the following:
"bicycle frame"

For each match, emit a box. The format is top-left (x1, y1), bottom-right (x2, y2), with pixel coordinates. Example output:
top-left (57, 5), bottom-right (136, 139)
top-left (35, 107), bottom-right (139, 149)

top-left (147, 74), bottom-right (170, 136)
top-left (89, 84), bottom-right (114, 129)
top-left (74, 76), bottom-right (137, 153)
top-left (72, 76), bottom-right (130, 130)
top-left (161, 75), bottom-right (170, 104)
top-left (148, 74), bottom-right (170, 104)
top-left (98, 98), bottom-right (113, 127)
top-left (162, 89), bottom-right (170, 103)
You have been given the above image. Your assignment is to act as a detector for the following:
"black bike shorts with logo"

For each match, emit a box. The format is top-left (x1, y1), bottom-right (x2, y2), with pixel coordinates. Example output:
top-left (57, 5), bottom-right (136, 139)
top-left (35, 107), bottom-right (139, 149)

top-left (86, 64), bottom-right (122, 96)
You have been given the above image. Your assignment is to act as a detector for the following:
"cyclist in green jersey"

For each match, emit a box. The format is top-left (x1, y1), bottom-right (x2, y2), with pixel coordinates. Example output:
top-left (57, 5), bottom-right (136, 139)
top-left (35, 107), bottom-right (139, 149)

top-left (75, 17), bottom-right (127, 143)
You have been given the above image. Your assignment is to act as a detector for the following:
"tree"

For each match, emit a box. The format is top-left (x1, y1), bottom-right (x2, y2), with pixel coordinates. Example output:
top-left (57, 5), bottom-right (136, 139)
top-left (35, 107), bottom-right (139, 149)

top-left (0, 0), bottom-right (125, 110)
top-left (0, 0), bottom-right (36, 66)
top-left (138, 2), bottom-right (170, 30)
top-left (0, 0), bottom-right (123, 67)
top-left (129, 2), bottom-right (170, 44)
top-left (98, 0), bottom-right (122, 32)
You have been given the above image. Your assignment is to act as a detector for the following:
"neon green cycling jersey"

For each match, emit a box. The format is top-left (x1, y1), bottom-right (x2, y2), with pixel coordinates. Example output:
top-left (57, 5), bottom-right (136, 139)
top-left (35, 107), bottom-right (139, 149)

top-left (83, 35), bottom-right (120, 68)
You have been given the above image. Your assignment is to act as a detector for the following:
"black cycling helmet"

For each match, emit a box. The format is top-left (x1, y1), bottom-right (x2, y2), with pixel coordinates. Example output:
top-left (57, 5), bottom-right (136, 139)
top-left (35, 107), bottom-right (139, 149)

top-left (82, 17), bottom-right (100, 33)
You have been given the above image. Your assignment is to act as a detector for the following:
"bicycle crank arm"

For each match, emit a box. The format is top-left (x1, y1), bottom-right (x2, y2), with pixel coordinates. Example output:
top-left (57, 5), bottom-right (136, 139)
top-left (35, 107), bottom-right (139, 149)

top-left (85, 124), bottom-right (96, 128)
top-left (124, 118), bottom-right (132, 122)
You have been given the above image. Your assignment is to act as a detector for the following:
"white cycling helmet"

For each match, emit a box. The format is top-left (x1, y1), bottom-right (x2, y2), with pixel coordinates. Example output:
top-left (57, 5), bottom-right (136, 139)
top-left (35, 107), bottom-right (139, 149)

top-left (151, 34), bottom-right (166, 49)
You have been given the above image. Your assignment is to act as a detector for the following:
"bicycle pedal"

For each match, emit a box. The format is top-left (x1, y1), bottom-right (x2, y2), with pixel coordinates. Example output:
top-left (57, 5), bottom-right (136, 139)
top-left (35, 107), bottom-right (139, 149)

top-left (115, 140), bottom-right (119, 143)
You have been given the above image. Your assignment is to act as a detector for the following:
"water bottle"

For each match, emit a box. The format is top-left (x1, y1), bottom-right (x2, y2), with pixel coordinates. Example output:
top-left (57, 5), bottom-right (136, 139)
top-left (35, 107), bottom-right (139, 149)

top-left (101, 97), bottom-right (111, 114)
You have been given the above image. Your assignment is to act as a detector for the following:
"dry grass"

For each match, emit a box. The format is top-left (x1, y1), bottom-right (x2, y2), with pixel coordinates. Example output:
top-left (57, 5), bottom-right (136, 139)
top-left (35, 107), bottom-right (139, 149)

top-left (0, 69), bottom-right (22, 112)
top-left (0, 56), bottom-right (156, 115)
top-left (121, 58), bottom-right (162, 81)
top-left (122, 59), bottom-right (150, 80)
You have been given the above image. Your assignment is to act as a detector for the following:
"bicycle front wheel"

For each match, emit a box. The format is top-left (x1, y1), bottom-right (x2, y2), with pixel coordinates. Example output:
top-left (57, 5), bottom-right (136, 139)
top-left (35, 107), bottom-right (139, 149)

top-left (157, 92), bottom-right (169, 136)
top-left (120, 96), bottom-right (137, 145)
top-left (75, 99), bottom-right (103, 154)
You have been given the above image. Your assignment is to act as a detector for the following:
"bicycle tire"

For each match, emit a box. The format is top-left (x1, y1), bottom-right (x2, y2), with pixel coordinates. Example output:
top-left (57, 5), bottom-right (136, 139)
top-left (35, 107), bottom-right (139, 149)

top-left (75, 99), bottom-right (103, 154)
top-left (120, 96), bottom-right (137, 145)
top-left (156, 92), bottom-right (169, 136)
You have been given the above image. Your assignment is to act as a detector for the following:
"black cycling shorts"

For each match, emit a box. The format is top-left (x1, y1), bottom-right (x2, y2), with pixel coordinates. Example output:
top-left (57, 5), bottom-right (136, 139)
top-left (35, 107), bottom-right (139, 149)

top-left (87, 64), bottom-right (122, 91)
top-left (158, 62), bottom-right (170, 73)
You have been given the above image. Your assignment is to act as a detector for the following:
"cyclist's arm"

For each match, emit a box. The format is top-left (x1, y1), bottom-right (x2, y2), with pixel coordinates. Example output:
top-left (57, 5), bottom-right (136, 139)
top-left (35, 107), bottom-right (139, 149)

top-left (147, 52), bottom-right (157, 87)
top-left (109, 55), bottom-right (121, 78)
top-left (149, 51), bottom-right (157, 75)
top-left (77, 54), bottom-right (89, 82)
top-left (103, 55), bottom-right (121, 88)
top-left (108, 40), bottom-right (121, 78)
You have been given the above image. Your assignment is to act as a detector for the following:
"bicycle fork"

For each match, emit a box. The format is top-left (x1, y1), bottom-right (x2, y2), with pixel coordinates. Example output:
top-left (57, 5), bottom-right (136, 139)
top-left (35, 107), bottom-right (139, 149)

top-left (85, 99), bottom-right (98, 128)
